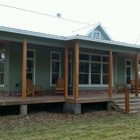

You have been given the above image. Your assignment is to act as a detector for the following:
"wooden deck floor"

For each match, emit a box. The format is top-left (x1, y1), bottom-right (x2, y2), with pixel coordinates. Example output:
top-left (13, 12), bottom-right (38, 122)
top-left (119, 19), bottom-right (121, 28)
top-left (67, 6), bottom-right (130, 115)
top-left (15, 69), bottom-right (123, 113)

top-left (0, 93), bottom-right (140, 106)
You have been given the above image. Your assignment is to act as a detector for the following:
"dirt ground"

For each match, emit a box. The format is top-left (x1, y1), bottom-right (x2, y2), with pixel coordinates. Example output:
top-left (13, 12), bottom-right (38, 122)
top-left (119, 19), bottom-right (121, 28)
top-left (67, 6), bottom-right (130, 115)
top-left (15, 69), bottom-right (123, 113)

top-left (0, 110), bottom-right (136, 129)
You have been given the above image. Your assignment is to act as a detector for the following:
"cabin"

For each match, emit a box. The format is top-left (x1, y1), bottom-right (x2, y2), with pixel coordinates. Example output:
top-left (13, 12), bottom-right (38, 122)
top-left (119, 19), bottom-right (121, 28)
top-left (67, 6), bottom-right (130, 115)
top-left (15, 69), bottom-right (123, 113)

top-left (0, 22), bottom-right (140, 115)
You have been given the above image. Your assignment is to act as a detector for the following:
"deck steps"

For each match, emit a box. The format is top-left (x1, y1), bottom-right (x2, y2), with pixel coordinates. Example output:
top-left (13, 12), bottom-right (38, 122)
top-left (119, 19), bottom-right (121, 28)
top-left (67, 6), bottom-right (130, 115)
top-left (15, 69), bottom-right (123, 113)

top-left (111, 97), bottom-right (140, 113)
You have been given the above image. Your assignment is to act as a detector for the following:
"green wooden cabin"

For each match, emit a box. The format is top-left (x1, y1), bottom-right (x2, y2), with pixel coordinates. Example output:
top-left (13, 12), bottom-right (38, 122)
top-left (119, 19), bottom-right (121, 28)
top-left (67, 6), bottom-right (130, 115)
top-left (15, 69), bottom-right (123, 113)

top-left (0, 22), bottom-right (140, 98)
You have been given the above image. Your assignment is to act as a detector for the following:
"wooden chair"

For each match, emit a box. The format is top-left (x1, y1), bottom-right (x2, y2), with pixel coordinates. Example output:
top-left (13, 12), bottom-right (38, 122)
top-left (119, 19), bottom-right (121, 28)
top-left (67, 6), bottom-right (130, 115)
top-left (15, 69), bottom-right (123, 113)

top-left (130, 80), bottom-right (135, 93)
top-left (130, 80), bottom-right (140, 93)
top-left (55, 78), bottom-right (64, 95)
top-left (26, 78), bottom-right (43, 96)
top-left (116, 82), bottom-right (126, 93)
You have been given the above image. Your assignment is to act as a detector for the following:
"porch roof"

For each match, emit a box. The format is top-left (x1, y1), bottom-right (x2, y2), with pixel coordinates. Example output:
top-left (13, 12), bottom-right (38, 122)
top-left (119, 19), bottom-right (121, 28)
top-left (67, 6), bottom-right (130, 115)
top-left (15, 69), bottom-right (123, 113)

top-left (0, 25), bottom-right (140, 49)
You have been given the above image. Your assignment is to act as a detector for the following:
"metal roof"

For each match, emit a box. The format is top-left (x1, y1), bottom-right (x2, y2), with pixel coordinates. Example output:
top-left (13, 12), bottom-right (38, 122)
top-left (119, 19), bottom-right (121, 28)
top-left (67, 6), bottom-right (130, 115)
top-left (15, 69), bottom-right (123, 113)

top-left (1, 25), bottom-right (140, 49)
top-left (0, 26), bottom-right (66, 40)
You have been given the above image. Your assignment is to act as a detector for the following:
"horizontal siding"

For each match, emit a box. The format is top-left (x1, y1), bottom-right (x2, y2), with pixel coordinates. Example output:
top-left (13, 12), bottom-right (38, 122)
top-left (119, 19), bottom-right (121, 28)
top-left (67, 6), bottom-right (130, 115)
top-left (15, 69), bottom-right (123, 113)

top-left (9, 44), bottom-right (65, 91)
top-left (116, 56), bottom-right (135, 87)
top-left (9, 44), bottom-right (22, 91)
top-left (35, 46), bottom-right (64, 90)
top-left (7, 42), bottom-right (138, 92)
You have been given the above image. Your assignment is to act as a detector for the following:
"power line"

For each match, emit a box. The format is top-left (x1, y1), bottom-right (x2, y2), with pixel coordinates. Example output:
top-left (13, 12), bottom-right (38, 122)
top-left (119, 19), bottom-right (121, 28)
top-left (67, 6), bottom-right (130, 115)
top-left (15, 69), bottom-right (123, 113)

top-left (72, 23), bottom-right (96, 33)
top-left (135, 34), bottom-right (140, 44)
top-left (0, 4), bottom-right (91, 25)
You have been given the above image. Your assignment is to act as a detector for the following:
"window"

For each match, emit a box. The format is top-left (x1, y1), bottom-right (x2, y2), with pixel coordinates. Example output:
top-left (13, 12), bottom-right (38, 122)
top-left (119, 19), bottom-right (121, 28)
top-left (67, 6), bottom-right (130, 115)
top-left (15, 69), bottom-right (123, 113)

top-left (125, 59), bottom-right (132, 84)
top-left (68, 52), bottom-right (72, 85)
top-left (27, 50), bottom-right (35, 82)
top-left (79, 53), bottom-right (109, 85)
top-left (79, 62), bottom-right (89, 84)
top-left (92, 31), bottom-right (101, 39)
top-left (0, 50), bottom-right (5, 85)
top-left (51, 52), bottom-right (61, 85)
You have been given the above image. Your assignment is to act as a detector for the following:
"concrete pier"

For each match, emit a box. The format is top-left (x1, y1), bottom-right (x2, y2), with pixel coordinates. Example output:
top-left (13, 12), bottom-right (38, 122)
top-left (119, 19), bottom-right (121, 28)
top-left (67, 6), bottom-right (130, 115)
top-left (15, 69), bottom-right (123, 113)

top-left (20, 104), bottom-right (27, 115)
top-left (63, 102), bottom-right (81, 114)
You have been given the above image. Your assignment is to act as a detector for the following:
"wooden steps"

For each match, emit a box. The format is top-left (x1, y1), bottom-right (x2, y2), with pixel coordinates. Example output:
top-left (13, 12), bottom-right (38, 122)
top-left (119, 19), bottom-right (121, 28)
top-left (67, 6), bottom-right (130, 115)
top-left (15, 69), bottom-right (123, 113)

top-left (111, 98), bottom-right (140, 113)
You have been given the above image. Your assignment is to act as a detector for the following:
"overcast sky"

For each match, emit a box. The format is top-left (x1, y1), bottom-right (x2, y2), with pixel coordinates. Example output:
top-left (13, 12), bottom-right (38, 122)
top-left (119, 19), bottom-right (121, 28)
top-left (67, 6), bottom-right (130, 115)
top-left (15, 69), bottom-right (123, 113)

top-left (0, 0), bottom-right (140, 44)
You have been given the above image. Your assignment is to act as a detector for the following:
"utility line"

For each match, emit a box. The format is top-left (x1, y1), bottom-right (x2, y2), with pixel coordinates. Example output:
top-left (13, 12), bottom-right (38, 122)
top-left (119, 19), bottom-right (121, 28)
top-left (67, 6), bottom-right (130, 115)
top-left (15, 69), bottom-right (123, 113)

top-left (0, 4), bottom-right (91, 25)
top-left (135, 34), bottom-right (140, 44)
top-left (72, 23), bottom-right (96, 33)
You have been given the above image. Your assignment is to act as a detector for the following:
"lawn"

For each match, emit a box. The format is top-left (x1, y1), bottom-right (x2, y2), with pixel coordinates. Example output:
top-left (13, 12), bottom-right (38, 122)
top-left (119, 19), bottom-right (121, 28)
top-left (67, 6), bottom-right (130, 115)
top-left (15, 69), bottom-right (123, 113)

top-left (0, 111), bottom-right (140, 140)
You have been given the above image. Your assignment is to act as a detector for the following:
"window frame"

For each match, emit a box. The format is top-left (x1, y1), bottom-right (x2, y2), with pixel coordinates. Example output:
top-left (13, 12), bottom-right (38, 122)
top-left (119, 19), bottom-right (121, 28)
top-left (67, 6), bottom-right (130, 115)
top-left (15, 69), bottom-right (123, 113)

top-left (0, 49), bottom-right (5, 87)
top-left (79, 52), bottom-right (110, 87)
top-left (50, 51), bottom-right (61, 86)
top-left (27, 49), bottom-right (36, 84)
top-left (125, 59), bottom-right (132, 85)
top-left (92, 31), bottom-right (101, 39)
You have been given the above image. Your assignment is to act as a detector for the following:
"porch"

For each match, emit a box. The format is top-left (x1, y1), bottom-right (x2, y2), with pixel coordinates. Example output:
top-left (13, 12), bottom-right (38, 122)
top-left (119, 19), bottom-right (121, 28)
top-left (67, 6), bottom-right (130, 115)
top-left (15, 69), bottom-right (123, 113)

top-left (1, 30), bottom-right (140, 111)
top-left (0, 92), bottom-right (139, 106)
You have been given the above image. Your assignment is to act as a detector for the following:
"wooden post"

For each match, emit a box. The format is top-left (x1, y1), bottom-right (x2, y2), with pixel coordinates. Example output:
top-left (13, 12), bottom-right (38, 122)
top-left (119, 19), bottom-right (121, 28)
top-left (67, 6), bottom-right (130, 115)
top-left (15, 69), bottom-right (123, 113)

top-left (135, 51), bottom-right (138, 97)
top-left (125, 91), bottom-right (129, 113)
top-left (75, 40), bottom-right (79, 99)
top-left (22, 36), bottom-right (27, 100)
top-left (64, 44), bottom-right (68, 98)
top-left (108, 46), bottom-right (112, 97)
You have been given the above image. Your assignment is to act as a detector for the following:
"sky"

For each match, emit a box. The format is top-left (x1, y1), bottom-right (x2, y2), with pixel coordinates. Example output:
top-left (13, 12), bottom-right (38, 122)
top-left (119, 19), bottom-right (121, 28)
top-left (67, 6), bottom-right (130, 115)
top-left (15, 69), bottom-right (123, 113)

top-left (0, 0), bottom-right (140, 44)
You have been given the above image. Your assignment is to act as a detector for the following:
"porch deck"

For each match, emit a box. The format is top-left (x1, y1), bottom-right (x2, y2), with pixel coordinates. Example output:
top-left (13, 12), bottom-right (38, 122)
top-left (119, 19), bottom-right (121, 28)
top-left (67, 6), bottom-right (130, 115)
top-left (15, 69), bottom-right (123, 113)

top-left (0, 93), bottom-right (139, 106)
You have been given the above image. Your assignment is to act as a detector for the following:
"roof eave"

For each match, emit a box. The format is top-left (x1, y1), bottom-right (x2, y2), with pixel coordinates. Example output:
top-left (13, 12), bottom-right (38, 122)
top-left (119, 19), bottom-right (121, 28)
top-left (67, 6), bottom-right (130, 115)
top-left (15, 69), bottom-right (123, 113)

top-left (0, 26), bottom-right (66, 41)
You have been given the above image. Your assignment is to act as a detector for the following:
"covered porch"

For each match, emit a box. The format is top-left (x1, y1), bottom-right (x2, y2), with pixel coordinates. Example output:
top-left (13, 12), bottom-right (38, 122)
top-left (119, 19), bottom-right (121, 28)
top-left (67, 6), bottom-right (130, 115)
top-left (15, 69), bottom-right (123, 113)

top-left (20, 36), bottom-right (140, 99)
top-left (1, 31), bottom-right (140, 103)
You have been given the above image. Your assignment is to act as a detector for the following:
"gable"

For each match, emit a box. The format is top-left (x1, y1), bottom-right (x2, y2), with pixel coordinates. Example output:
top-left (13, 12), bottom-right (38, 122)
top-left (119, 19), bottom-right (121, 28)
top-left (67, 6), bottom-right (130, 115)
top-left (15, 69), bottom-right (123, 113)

top-left (85, 22), bottom-right (113, 41)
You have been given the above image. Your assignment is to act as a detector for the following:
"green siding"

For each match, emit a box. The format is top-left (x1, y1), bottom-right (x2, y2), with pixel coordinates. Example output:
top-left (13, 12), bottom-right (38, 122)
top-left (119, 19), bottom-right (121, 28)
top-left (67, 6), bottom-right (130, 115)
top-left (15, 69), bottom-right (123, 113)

top-left (115, 56), bottom-right (135, 86)
top-left (87, 26), bottom-right (110, 40)
top-left (113, 46), bottom-right (136, 54)
top-left (8, 43), bottom-right (65, 91)
top-left (9, 44), bottom-right (22, 91)
top-left (1, 29), bottom-right (140, 94)
top-left (79, 40), bottom-right (110, 51)
top-left (1, 41), bottom-right (138, 93)
top-left (79, 40), bottom-right (138, 54)
top-left (35, 46), bottom-right (65, 90)
top-left (0, 31), bottom-right (65, 47)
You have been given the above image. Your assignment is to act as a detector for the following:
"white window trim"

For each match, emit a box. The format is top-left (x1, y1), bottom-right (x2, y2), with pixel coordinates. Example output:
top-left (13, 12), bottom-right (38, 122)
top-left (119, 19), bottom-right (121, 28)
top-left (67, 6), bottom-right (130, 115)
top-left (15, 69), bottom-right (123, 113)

top-left (92, 31), bottom-right (101, 39)
top-left (68, 52), bottom-right (72, 86)
top-left (0, 49), bottom-right (5, 87)
top-left (27, 49), bottom-right (36, 84)
top-left (125, 59), bottom-right (132, 85)
top-left (79, 52), bottom-right (113, 87)
top-left (50, 51), bottom-right (61, 86)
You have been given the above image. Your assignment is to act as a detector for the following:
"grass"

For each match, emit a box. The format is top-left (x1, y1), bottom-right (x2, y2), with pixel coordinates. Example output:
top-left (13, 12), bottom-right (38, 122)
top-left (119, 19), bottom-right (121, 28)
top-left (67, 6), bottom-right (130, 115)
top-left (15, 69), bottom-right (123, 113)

top-left (0, 111), bottom-right (140, 140)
